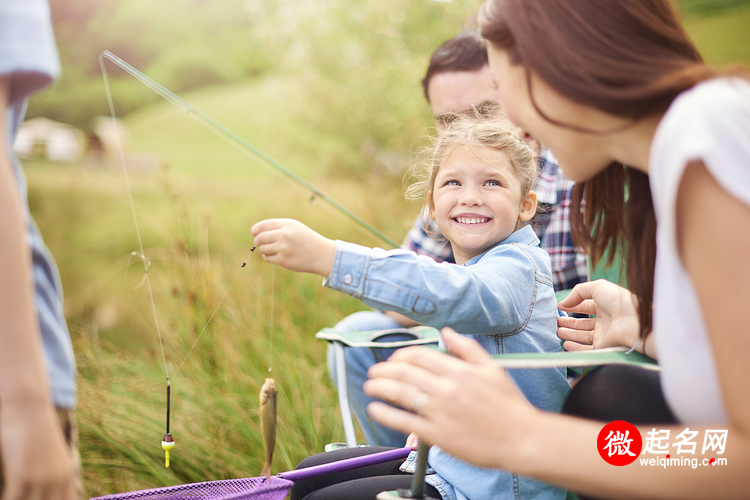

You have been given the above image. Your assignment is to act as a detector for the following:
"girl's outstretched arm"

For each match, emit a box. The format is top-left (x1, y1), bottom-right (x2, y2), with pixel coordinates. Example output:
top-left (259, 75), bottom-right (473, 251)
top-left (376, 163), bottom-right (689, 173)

top-left (251, 218), bottom-right (336, 276)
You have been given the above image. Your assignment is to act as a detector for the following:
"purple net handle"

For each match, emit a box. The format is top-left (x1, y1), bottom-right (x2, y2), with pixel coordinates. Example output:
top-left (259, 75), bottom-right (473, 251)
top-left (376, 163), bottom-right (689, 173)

top-left (277, 447), bottom-right (412, 482)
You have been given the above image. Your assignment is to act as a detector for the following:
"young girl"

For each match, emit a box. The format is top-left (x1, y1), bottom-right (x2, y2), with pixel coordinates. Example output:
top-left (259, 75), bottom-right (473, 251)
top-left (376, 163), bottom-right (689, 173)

top-left (252, 116), bottom-right (570, 500)
top-left (364, 0), bottom-right (750, 499)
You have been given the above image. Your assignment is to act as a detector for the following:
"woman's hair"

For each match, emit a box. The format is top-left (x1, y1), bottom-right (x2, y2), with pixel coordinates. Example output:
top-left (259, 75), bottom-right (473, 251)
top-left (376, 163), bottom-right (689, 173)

top-left (406, 112), bottom-right (538, 240)
top-left (478, 0), bottom-right (746, 338)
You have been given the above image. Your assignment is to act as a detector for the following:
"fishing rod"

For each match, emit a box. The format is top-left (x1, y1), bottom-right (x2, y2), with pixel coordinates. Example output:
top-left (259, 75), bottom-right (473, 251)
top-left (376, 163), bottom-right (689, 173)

top-left (99, 50), bottom-right (398, 249)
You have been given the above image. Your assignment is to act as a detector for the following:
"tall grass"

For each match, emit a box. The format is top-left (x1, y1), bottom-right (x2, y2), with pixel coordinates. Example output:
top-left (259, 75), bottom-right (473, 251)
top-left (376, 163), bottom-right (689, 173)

top-left (27, 160), bottom-right (416, 496)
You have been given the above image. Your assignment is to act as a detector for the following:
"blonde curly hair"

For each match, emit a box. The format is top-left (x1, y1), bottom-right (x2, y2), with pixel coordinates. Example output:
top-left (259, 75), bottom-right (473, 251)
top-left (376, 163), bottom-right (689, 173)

top-left (405, 113), bottom-right (538, 240)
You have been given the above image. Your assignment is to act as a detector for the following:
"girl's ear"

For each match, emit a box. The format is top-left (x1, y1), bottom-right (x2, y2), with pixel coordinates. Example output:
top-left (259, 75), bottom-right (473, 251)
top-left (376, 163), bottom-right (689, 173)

top-left (518, 190), bottom-right (537, 222)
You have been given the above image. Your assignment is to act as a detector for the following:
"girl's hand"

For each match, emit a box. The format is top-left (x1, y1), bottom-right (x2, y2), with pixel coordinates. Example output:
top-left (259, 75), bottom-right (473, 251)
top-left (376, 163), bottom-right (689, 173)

top-left (406, 432), bottom-right (419, 450)
top-left (251, 219), bottom-right (336, 276)
top-left (556, 280), bottom-right (640, 351)
top-left (364, 328), bottom-right (540, 470)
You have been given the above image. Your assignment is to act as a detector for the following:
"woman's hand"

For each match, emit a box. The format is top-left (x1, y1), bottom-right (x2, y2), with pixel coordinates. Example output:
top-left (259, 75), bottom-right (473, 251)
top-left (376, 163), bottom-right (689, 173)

top-left (556, 280), bottom-right (640, 351)
top-left (251, 219), bottom-right (336, 276)
top-left (364, 328), bottom-right (540, 470)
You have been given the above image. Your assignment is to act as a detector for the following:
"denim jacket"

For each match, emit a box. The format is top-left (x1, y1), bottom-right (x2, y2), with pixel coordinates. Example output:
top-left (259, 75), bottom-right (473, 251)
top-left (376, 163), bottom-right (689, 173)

top-left (325, 225), bottom-right (569, 500)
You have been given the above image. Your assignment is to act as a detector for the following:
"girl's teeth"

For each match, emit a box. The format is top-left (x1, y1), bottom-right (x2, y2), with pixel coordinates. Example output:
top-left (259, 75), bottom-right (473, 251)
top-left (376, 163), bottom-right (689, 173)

top-left (457, 217), bottom-right (487, 224)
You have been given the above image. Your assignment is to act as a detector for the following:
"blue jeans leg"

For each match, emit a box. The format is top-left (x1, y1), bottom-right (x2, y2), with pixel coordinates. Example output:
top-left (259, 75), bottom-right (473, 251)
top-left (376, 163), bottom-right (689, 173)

top-left (326, 311), bottom-right (410, 447)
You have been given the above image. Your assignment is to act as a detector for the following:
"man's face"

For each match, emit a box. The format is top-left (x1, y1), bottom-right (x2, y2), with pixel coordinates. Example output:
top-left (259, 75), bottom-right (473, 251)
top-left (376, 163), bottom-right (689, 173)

top-left (426, 65), bottom-right (500, 129)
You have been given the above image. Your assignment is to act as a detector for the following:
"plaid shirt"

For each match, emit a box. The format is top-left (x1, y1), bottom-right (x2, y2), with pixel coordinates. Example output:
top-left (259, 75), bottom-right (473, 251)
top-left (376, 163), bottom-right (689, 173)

top-left (401, 148), bottom-right (589, 292)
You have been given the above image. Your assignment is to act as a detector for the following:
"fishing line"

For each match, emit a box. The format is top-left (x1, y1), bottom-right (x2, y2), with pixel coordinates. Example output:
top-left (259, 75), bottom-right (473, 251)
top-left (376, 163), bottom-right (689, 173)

top-left (268, 266), bottom-right (275, 375)
top-left (98, 51), bottom-right (398, 249)
top-left (101, 55), bottom-right (170, 382)
top-left (171, 248), bottom-right (257, 381)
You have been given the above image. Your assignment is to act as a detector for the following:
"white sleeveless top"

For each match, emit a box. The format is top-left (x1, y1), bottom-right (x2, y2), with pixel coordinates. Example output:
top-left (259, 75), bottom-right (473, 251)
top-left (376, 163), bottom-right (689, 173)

top-left (649, 77), bottom-right (750, 424)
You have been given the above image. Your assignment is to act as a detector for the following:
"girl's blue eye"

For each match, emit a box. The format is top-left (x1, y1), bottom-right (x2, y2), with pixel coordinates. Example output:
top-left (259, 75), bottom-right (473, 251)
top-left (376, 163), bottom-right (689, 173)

top-left (444, 179), bottom-right (460, 186)
top-left (486, 179), bottom-right (502, 186)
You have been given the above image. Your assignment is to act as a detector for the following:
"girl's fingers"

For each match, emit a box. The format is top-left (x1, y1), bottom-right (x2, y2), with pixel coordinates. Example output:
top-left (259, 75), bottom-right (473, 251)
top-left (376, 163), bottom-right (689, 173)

top-left (251, 218), bottom-right (282, 236)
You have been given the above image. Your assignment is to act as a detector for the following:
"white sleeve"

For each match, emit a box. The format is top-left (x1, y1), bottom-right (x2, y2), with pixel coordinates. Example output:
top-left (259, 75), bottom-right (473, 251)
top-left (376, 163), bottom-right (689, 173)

top-left (650, 78), bottom-right (750, 236)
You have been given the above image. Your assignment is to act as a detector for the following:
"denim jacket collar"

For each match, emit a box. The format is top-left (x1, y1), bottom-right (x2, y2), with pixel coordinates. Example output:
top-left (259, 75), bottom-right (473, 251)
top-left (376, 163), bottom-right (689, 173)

top-left (463, 225), bottom-right (540, 267)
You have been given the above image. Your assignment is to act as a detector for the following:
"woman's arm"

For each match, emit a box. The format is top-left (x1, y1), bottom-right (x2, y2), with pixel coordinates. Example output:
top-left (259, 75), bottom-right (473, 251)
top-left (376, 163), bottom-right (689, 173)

top-left (253, 219), bottom-right (541, 333)
top-left (365, 329), bottom-right (749, 499)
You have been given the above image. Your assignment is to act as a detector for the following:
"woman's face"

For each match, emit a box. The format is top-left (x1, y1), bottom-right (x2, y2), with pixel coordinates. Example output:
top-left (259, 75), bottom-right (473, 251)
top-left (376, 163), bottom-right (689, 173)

top-left (486, 44), bottom-right (614, 182)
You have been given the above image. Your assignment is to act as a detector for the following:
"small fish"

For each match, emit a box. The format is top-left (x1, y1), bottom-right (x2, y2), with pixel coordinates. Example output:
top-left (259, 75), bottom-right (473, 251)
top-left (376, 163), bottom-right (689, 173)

top-left (259, 377), bottom-right (277, 478)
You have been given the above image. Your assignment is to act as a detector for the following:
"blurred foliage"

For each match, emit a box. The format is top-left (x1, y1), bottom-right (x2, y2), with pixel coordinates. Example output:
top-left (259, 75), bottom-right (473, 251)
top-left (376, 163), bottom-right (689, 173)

top-left (27, 0), bottom-right (271, 130)
top-left (246, 0), bottom-right (480, 177)
top-left (679, 0), bottom-right (750, 14)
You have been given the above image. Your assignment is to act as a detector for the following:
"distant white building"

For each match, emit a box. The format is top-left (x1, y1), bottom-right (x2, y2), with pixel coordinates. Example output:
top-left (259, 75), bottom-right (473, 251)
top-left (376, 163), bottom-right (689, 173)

top-left (14, 117), bottom-right (86, 162)
top-left (91, 115), bottom-right (129, 163)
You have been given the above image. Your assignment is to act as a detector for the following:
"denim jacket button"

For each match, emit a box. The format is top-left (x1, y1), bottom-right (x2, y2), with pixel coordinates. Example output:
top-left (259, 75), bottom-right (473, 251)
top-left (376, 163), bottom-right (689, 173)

top-left (343, 274), bottom-right (353, 285)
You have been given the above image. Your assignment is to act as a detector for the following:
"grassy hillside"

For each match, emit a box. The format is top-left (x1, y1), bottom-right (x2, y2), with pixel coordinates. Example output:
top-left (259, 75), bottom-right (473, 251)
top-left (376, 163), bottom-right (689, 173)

top-left (124, 78), bottom-right (366, 181)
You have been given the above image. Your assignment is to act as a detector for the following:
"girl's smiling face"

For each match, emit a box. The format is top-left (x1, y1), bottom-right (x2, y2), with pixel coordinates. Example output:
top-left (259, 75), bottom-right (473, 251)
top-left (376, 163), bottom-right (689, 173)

top-left (429, 145), bottom-right (537, 264)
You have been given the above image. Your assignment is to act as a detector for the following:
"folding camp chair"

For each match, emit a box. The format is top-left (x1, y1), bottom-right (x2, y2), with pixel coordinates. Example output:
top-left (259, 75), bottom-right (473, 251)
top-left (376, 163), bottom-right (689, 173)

top-left (315, 325), bottom-right (441, 447)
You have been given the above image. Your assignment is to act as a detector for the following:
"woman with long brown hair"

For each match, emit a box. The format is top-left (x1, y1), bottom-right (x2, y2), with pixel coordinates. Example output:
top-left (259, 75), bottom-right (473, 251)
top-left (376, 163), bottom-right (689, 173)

top-left (364, 0), bottom-right (750, 498)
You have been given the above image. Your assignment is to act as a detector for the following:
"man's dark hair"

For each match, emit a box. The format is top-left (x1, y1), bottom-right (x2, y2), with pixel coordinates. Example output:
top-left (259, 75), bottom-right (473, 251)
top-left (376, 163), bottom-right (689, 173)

top-left (422, 31), bottom-right (488, 102)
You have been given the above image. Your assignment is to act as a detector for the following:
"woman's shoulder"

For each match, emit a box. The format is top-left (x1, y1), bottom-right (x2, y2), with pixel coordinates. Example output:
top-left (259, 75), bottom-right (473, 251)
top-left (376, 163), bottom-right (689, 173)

top-left (651, 76), bottom-right (750, 223)
top-left (653, 77), bottom-right (750, 171)
top-left (662, 77), bottom-right (750, 133)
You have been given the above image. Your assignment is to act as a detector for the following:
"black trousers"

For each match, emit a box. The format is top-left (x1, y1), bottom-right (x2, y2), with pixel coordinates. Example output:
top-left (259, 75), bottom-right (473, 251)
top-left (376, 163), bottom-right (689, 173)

top-left (562, 365), bottom-right (678, 500)
top-left (289, 446), bottom-right (440, 500)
